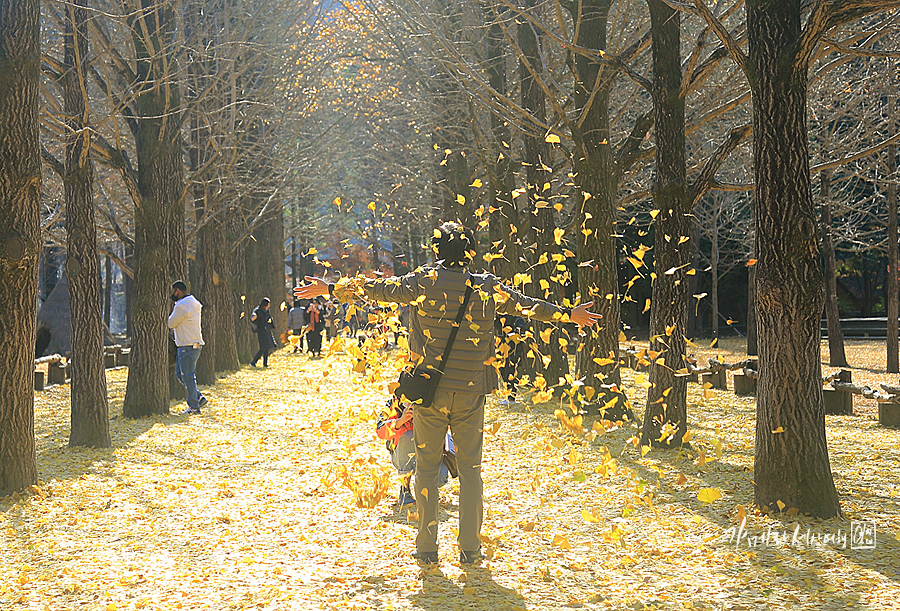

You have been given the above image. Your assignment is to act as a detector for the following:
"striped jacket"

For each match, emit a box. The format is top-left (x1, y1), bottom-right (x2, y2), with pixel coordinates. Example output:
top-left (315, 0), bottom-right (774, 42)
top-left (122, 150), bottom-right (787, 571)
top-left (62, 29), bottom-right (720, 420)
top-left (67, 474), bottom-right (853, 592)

top-left (335, 266), bottom-right (572, 395)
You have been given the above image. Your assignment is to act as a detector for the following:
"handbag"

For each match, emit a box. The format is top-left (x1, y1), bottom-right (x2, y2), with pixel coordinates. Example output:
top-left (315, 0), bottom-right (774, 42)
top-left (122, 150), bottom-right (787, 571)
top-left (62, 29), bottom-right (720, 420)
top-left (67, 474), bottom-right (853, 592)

top-left (395, 278), bottom-right (474, 407)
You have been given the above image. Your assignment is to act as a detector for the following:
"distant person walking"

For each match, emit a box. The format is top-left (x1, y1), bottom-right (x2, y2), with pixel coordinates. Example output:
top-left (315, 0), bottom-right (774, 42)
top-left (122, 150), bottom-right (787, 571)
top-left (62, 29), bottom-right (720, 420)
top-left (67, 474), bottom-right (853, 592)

top-left (250, 297), bottom-right (277, 367)
top-left (287, 300), bottom-right (306, 353)
top-left (295, 221), bottom-right (601, 565)
top-left (168, 281), bottom-right (207, 415)
top-left (307, 298), bottom-right (325, 356)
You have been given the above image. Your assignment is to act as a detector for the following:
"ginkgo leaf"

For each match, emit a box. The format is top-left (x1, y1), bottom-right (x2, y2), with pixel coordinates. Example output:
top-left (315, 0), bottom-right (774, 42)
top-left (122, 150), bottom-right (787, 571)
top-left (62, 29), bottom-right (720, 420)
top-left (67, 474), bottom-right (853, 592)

top-left (581, 509), bottom-right (600, 523)
top-left (698, 488), bottom-right (722, 504)
top-left (471, 178), bottom-right (483, 188)
top-left (457, 194), bottom-right (466, 205)
top-left (545, 133), bottom-right (561, 144)
top-left (772, 426), bottom-right (784, 434)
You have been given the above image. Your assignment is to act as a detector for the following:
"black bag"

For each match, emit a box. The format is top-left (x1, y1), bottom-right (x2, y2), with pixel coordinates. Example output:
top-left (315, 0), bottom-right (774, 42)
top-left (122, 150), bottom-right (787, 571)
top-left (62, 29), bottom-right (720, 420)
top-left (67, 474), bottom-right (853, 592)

top-left (395, 279), bottom-right (474, 408)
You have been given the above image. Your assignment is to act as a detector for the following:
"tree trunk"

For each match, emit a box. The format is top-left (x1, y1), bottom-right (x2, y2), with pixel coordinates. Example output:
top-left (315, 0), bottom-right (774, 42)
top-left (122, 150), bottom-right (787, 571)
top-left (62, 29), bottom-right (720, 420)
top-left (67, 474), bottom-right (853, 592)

top-left (64, 0), bottom-right (110, 448)
top-left (642, 0), bottom-right (689, 449)
top-left (185, 4), bottom-right (216, 386)
top-left (0, 0), bottom-right (40, 495)
top-left (123, 0), bottom-right (183, 418)
top-left (486, 4), bottom-right (519, 283)
top-left (886, 108), bottom-right (898, 373)
top-left (820, 171), bottom-right (848, 367)
top-left (518, 7), bottom-right (568, 386)
top-left (124, 242), bottom-right (134, 337)
top-left (749, 0), bottom-right (840, 518)
top-left (571, 0), bottom-right (622, 399)
top-left (746, 197), bottom-right (758, 355)
top-left (711, 222), bottom-right (720, 341)
top-left (104, 255), bottom-right (112, 329)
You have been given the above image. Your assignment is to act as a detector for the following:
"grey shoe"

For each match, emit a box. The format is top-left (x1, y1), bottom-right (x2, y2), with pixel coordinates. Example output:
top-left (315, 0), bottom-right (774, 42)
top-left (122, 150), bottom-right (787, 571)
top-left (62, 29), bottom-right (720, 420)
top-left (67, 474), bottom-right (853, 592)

top-left (412, 551), bottom-right (439, 565)
top-left (459, 549), bottom-right (484, 565)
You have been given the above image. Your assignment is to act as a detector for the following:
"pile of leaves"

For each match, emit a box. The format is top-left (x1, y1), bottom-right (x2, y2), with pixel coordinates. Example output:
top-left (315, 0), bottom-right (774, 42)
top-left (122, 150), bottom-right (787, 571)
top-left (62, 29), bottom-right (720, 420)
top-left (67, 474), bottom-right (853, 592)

top-left (2, 338), bottom-right (899, 610)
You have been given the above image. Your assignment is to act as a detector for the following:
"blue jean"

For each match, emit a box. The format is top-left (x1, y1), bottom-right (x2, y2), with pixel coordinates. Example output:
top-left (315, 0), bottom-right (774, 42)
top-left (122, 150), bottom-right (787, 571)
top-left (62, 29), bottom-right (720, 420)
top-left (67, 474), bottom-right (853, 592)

top-left (175, 346), bottom-right (203, 410)
top-left (392, 429), bottom-right (451, 487)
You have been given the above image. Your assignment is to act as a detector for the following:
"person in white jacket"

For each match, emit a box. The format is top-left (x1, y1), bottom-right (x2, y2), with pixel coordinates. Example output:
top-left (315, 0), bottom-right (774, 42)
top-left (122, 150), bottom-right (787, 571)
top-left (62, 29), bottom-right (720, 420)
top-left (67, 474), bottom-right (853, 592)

top-left (168, 281), bottom-right (207, 415)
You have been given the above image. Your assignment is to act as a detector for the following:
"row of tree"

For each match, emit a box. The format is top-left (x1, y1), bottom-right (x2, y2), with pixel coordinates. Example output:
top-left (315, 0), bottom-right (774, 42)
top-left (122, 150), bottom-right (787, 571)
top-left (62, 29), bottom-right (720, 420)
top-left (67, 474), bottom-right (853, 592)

top-left (288, 0), bottom-right (900, 519)
top-left (3, 0), bottom-right (900, 520)
top-left (0, 0), bottom-right (328, 495)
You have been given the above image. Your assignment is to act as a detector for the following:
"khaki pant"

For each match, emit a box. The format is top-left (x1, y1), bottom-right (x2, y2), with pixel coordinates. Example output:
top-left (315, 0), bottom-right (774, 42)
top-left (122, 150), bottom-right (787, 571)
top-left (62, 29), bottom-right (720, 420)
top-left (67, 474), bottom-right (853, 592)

top-left (413, 389), bottom-right (485, 554)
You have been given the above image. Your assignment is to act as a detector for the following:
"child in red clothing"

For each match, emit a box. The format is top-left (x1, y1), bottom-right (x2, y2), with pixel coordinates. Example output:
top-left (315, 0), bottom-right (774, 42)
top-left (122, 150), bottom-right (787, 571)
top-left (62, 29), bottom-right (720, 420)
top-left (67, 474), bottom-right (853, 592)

top-left (376, 397), bottom-right (452, 508)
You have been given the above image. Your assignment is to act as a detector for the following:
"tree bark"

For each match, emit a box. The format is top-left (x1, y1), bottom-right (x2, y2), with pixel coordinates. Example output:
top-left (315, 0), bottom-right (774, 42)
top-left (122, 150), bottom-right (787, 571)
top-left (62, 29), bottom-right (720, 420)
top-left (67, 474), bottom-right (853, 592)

top-left (63, 0), bottom-right (110, 447)
top-left (642, 0), bottom-right (689, 449)
top-left (124, 242), bottom-right (134, 337)
top-left (746, 197), bottom-right (758, 356)
top-left (486, 3), bottom-right (519, 283)
top-left (571, 0), bottom-right (623, 399)
top-left (186, 2), bottom-right (216, 386)
top-left (711, 217), bottom-right (720, 341)
top-left (748, 0), bottom-right (840, 518)
top-left (104, 255), bottom-right (112, 329)
top-left (0, 0), bottom-right (40, 495)
top-left (123, 0), bottom-right (184, 418)
top-left (886, 104), bottom-right (898, 372)
top-left (518, 7), bottom-right (569, 386)
top-left (819, 171), bottom-right (848, 367)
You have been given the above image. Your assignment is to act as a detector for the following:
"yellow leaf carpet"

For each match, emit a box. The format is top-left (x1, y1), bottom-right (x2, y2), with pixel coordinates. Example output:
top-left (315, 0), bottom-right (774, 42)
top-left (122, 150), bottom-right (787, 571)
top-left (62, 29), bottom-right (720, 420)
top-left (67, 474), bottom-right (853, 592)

top-left (2, 339), bottom-right (899, 610)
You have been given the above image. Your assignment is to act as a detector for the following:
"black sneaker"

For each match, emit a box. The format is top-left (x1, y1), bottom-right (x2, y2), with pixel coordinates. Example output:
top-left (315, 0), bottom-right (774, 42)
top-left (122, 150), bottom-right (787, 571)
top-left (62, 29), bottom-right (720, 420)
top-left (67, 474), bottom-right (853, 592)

top-left (198, 396), bottom-right (208, 408)
top-left (412, 551), bottom-right (439, 565)
top-left (459, 549), bottom-right (484, 565)
top-left (181, 407), bottom-right (201, 415)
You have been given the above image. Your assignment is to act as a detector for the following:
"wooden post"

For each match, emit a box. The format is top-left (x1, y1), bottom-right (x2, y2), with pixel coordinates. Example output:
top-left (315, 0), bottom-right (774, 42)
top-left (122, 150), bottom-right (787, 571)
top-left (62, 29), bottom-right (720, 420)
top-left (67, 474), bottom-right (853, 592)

top-left (878, 402), bottom-right (900, 428)
top-left (104, 350), bottom-right (116, 369)
top-left (701, 368), bottom-right (727, 390)
top-left (734, 374), bottom-right (756, 396)
top-left (34, 370), bottom-right (45, 391)
top-left (824, 370), bottom-right (853, 415)
top-left (47, 361), bottom-right (66, 385)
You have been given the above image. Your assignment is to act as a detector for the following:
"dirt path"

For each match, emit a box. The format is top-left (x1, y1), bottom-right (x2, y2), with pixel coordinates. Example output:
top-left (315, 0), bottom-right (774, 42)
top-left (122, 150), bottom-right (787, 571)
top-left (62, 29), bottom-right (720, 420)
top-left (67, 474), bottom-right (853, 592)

top-left (2, 341), bottom-right (899, 610)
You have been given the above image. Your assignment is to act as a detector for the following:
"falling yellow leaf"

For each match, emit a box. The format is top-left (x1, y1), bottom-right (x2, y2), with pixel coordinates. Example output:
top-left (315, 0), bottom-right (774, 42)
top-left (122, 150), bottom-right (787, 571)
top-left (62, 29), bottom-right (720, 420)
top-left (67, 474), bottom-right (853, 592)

top-left (772, 427), bottom-right (784, 434)
top-left (545, 133), bottom-right (561, 144)
top-left (698, 488), bottom-right (722, 505)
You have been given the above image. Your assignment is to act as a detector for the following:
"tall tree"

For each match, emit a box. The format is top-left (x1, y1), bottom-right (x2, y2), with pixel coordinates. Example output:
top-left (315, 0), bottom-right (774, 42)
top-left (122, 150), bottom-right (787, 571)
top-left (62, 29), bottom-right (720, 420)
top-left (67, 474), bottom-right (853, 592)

top-left (887, 97), bottom-right (898, 373)
top-left (123, 0), bottom-right (185, 417)
top-left (518, 4), bottom-right (569, 385)
top-left (63, 0), bottom-right (110, 447)
top-left (642, 0), bottom-right (690, 448)
top-left (819, 170), bottom-right (849, 367)
top-left (0, 0), bottom-right (40, 495)
top-left (570, 0), bottom-right (626, 399)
